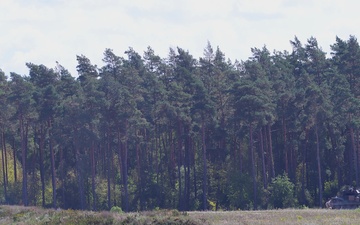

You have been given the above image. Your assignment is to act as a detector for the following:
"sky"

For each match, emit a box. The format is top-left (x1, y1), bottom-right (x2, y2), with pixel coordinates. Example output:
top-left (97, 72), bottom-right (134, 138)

top-left (1, 0), bottom-right (360, 76)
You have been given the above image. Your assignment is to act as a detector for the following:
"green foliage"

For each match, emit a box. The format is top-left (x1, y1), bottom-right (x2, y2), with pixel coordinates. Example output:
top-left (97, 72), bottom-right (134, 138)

top-left (6, 181), bottom-right (22, 205)
top-left (3, 36), bottom-right (360, 211)
top-left (119, 210), bottom-right (200, 225)
top-left (110, 206), bottom-right (123, 213)
top-left (269, 174), bottom-right (297, 208)
top-left (323, 179), bottom-right (338, 200)
top-left (226, 171), bottom-right (253, 210)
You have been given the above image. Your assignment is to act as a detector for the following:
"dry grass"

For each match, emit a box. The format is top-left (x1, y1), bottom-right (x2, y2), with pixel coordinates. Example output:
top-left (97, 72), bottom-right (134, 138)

top-left (0, 205), bottom-right (116, 225)
top-left (1, 205), bottom-right (360, 225)
top-left (0, 205), bottom-right (201, 224)
top-left (189, 209), bottom-right (360, 225)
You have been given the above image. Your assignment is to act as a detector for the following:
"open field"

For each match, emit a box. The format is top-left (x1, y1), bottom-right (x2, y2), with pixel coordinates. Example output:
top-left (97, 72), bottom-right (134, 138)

top-left (1, 205), bottom-right (360, 225)
top-left (189, 209), bottom-right (360, 225)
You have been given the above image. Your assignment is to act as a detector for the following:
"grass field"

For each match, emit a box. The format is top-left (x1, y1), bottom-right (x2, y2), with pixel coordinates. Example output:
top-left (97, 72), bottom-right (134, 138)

top-left (1, 205), bottom-right (360, 225)
top-left (189, 209), bottom-right (360, 225)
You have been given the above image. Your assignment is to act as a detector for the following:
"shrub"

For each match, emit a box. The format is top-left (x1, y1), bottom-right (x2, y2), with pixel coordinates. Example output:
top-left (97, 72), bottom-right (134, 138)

top-left (269, 173), bottom-right (297, 208)
top-left (110, 206), bottom-right (123, 214)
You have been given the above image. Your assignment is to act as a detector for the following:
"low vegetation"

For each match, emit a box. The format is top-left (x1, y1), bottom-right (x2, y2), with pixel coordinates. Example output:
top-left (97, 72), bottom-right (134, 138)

top-left (1, 205), bottom-right (360, 225)
top-left (190, 209), bottom-right (360, 225)
top-left (0, 205), bottom-right (203, 225)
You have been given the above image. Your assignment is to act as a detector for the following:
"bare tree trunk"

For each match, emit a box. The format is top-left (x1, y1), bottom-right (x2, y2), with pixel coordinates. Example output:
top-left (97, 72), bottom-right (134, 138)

top-left (3, 134), bottom-right (8, 190)
top-left (59, 146), bottom-right (66, 209)
top-left (39, 125), bottom-right (46, 207)
top-left (74, 130), bottom-right (85, 210)
top-left (177, 120), bottom-right (184, 211)
top-left (106, 130), bottom-right (112, 209)
top-left (301, 130), bottom-right (309, 205)
top-left (122, 142), bottom-right (129, 212)
top-left (357, 129), bottom-right (360, 188)
top-left (184, 132), bottom-right (191, 211)
top-left (193, 138), bottom-right (197, 204)
top-left (350, 127), bottom-right (358, 187)
top-left (259, 127), bottom-right (267, 189)
top-left (267, 124), bottom-right (275, 178)
top-left (202, 118), bottom-right (208, 210)
top-left (119, 120), bottom-right (129, 212)
top-left (91, 143), bottom-right (96, 210)
top-left (1, 130), bottom-right (7, 203)
top-left (48, 121), bottom-right (57, 208)
top-left (136, 138), bottom-right (143, 210)
top-left (250, 122), bottom-right (257, 210)
top-left (315, 122), bottom-right (323, 208)
top-left (12, 137), bottom-right (17, 182)
top-left (116, 129), bottom-right (122, 208)
top-left (239, 138), bottom-right (243, 173)
top-left (20, 116), bottom-right (28, 206)
top-left (282, 117), bottom-right (288, 174)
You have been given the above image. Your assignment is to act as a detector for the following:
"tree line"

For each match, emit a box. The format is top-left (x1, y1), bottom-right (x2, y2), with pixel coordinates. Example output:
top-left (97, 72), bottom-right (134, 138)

top-left (1, 35), bottom-right (360, 211)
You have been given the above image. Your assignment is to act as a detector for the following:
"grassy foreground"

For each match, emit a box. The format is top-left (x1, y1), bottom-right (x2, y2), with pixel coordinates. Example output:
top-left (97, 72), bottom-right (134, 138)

top-left (189, 209), bottom-right (360, 225)
top-left (0, 205), bottom-right (201, 225)
top-left (1, 205), bottom-right (360, 225)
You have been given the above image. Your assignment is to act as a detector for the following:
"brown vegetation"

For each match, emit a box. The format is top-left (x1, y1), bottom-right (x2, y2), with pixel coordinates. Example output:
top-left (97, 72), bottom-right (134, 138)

top-left (1, 205), bottom-right (360, 225)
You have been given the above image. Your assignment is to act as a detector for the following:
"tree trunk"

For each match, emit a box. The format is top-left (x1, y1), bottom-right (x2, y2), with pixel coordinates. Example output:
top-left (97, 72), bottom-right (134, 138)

top-left (315, 122), bottom-right (323, 208)
top-left (59, 146), bottom-right (66, 209)
top-left (74, 130), bottom-right (85, 210)
top-left (267, 124), bottom-right (275, 178)
top-left (91, 143), bottom-right (96, 210)
top-left (39, 125), bottom-right (46, 207)
top-left (202, 118), bottom-right (208, 210)
top-left (356, 129), bottom-right (360, 188)
top-left (184, 132), bottom-right (191, 211)
top-left (116, 129), bottom-right (123, 208)
top-left (1, 131), bottom-right (7, 204)
top-left (249, 122), bottom-right (257, 210)
top-left (350, 127), bottom-right (358, 187)
top-left (239, 138), bottom-right (243, 173)
top-left (301, 130), bottom-right (309, 205)
top-left (119, 120), bottom-right (129, 212)
top-left (193, 142), bottom-right (198, 207)
top-left (48, 121), bottom-right (57, 208)
top-left (20, 116), bottom-right (28, 206)
top-left (282, 117), bottom-right (288, 174)
top-left (259, 127), bottom-right (267, 189)
top-left (12, 137), bottom-right (17, 182)
top-left (106, 130), bottom-right (112, 210)
top-left (3, 133), bottom-right (8, 191)
top-left (136, 139), bottom-right (143, 210)
top-left (176, 120), bottom-right (184, 211)
top-left (122, 141), bottom-right (129, 212)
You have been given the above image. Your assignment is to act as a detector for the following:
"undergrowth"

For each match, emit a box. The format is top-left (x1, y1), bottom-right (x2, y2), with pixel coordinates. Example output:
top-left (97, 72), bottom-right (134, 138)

top-left (0, 205), bottom-right (205, 225)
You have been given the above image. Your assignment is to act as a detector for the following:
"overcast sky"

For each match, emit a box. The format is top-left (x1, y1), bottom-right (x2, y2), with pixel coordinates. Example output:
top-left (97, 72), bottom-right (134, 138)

top-left (1, 0), bottom-right (360, 76)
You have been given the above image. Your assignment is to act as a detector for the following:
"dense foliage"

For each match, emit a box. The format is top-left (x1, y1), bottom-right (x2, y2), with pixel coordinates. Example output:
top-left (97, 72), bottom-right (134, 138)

top-left (1, 36), bottom-right (360, 211)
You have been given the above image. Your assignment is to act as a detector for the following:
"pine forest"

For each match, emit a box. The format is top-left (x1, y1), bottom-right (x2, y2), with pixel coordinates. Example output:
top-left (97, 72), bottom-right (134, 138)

top-left (1, 36), bottom-right (360, 211)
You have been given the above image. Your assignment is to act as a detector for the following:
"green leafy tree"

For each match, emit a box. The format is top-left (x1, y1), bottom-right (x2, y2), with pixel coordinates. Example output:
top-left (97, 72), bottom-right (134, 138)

top-left (231, 57), bottom-right (275, 209)
top-left (8, 73), bottom-right (36, 206)
top-left (331, 36), bottom-right (360, 187)
top-left (0, 69), bottom-right (10, 203)
top-left (27, 63), bottom-right (60, 208)
top-left (269, 173), bottom-right (297, 208)
top-left (198, 42), bottom-right (232, 210)
top-left (269, 51), bottom-right (295, 178)
top-left (75, 54), bottom-right (101, 210)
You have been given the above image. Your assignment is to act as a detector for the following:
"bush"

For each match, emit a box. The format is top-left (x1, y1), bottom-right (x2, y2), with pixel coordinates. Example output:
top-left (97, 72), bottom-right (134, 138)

top-left (120, 214), bottom-right (202, 225)
top-left (110, 206), bottom-right (123, 214)
top-left (269, 173), bottom-right (297, 208)
top-left (323, 180), bottom-right (338, 200)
